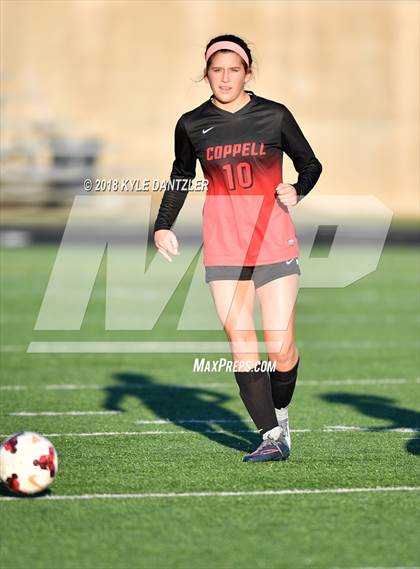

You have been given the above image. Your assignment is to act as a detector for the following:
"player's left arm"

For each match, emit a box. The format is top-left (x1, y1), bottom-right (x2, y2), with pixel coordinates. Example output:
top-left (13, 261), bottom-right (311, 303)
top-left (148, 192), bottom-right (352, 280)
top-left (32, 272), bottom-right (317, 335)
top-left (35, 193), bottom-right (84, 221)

top-left (276, 105), bottom-right (323, 206)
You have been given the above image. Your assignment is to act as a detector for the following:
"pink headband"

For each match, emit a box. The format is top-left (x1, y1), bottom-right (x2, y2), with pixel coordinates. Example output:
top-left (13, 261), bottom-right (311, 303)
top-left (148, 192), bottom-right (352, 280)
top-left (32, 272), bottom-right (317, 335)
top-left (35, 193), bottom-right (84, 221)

top-left (205, 41), bottom-right (250, 66)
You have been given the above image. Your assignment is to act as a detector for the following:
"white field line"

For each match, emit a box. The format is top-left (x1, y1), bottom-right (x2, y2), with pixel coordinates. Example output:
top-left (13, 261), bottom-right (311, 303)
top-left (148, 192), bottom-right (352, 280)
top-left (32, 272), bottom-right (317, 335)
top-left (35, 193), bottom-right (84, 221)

top-left (1, 486), bottom-right (419, 502)
top-left (8, 411), bottom-right (121, 417)
top-left (135, 419), bottom-right (256, 425)
top-left (1, 426), bottom-right (418, 438)
top-left (26, 340), bottom-right (420, 353)
top-left (331, 566), bottom-right (420, 569)
top-left (324, 426), bottom-right (420, 433)
top-left (1, 378), bottom-right (418, 391)
top-left (44, 382), bottom-right (229, 390)
top-left (6, 414), bottom-right (418, 430)
top-left (0, 430), bottom-right (259, 438)
top-left (134, 420), bottom-right (420, 433)
top-left (43, 378), bottom-right (415, 389)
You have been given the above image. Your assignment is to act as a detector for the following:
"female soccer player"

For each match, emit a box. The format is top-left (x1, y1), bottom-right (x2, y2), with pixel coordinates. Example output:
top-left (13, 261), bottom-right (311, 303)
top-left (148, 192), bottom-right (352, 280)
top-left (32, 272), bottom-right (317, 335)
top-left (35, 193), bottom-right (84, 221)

top-left (154, 34), bottom-right (322, 462)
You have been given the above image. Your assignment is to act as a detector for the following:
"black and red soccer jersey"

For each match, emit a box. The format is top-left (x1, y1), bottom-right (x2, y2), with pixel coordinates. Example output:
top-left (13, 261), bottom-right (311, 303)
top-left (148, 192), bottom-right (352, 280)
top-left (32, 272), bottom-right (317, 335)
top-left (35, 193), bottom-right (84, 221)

top-left (154, 90), bottom-right (322, 266)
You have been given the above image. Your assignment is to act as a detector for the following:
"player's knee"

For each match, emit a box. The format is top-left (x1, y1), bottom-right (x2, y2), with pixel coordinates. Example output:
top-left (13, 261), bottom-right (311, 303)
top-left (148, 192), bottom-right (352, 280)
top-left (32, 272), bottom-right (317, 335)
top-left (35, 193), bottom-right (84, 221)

top-left (225, 329), bottom-right (258, 361)
top-left (267, 342), bottom-right (297, 366)
top-left (223, 325), bottom-right (254, 342)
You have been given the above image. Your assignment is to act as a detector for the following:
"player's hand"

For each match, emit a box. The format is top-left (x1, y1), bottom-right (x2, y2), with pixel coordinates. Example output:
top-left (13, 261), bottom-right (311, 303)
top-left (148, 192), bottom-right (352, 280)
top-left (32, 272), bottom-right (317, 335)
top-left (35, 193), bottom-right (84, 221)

top-left (275, 183), bottom-right (298, 207)
top-left (154, 229), bottom-right (180, 263)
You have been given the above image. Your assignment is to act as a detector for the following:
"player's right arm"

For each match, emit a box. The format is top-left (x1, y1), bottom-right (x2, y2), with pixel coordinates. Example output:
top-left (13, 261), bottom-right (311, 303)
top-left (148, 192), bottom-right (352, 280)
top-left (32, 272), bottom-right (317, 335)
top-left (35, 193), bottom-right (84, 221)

top-left (278, 105), bottom-right (323, 202)
top-left (154, 114), bottom-right (197, 262)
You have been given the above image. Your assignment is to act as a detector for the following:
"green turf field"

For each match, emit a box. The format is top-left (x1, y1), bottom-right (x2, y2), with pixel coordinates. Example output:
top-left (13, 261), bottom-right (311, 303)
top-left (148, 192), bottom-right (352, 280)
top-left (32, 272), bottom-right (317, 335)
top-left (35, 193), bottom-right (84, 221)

top-left (0, 244), bottom-right (419, 569)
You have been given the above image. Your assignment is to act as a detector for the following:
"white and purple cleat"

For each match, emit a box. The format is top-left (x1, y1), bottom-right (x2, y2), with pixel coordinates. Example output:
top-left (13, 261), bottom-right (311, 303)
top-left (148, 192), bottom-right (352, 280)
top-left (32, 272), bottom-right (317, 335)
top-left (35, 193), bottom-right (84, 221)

top-left (243, 432), bottom-right (290, 463)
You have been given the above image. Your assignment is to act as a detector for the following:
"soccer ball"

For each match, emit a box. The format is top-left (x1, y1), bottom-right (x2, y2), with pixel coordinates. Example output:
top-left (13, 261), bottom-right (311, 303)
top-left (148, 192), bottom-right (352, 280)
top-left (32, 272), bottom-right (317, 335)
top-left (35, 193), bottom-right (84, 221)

top-left (0, 432), bottom-right (58, 495)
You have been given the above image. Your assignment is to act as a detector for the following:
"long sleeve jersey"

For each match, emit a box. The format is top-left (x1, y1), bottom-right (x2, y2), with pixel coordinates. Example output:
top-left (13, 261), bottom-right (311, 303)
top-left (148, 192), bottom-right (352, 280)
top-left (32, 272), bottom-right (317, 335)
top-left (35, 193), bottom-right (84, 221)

top-left (154, 90), bottom-right (322, 267)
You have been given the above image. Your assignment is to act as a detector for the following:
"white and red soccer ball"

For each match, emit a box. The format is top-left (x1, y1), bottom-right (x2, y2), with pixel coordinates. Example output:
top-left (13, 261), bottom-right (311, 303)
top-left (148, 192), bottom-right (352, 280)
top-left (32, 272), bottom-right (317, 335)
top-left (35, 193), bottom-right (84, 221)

top-left (0, 432), bottom-right (58, 495)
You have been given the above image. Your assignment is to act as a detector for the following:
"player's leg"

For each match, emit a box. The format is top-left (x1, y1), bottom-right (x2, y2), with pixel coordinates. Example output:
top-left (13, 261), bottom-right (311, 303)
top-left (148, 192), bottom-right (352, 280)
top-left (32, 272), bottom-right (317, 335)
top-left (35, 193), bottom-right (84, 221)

top-left (208, 278), bottom-right (278, 435)
top-left (207, 276), bottom-right (288, 461)
top-left (208, 277), bottom-right (260, 367)
top-left (255, 265), bottom-right (301, 450)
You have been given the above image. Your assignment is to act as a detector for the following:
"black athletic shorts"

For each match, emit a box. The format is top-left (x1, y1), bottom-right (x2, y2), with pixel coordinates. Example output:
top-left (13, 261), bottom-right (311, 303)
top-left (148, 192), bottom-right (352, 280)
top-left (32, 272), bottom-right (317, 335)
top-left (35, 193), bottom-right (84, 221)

top-left (205, 257), bottom-right (301, 289)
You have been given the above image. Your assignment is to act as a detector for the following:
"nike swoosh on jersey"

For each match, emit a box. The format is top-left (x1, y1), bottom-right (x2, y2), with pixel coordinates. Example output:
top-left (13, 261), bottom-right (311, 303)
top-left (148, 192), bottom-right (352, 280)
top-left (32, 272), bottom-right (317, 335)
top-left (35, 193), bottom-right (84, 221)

top-left (285, 259), bottom-right (295, 264)
top-left (202, 127), bottom-right (215, 134)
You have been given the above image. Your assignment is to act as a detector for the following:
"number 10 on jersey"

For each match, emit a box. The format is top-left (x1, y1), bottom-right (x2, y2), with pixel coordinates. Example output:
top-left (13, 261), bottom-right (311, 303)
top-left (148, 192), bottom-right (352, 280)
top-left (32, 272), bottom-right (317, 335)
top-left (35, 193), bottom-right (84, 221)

top-left (222, 161), bottom-right (253, 191)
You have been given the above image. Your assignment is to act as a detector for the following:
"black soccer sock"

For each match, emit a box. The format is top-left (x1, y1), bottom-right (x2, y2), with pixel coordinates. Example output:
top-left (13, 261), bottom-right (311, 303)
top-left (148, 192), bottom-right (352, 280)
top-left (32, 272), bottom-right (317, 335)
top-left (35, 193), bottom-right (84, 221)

top-left (234, 367), bottom-right (278, 435)
top-left (269, 356), bottom-right (300, 409)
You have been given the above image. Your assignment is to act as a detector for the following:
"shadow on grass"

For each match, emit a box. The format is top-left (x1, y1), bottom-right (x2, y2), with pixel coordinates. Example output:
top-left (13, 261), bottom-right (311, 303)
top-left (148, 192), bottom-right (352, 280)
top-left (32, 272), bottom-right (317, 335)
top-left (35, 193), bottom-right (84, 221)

top-left (0, 482), bottom-right (52, 498)
top-left (321, 393), bottom-right (420, 456)
top-left (104, 371), bottom-right (259, 452)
